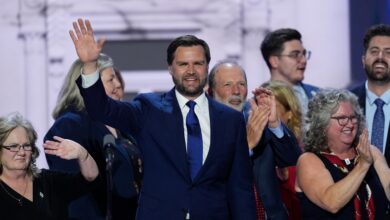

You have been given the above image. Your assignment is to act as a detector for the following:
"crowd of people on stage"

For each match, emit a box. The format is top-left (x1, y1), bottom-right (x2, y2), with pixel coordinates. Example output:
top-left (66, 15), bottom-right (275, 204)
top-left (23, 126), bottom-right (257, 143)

top-left (0, 18), bottom-right (390, 220)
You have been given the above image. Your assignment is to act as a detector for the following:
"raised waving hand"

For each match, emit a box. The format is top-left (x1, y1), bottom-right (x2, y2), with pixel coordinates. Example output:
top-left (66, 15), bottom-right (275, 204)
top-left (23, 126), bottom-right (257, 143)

top-left (69, 18), bottom-right (105, 74)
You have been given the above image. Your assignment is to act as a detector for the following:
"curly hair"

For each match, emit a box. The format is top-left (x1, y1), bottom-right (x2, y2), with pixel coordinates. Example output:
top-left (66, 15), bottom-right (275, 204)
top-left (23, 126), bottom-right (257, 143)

top-left (363, 24), bottom-right (390, 52)
top-left (0, 112), bottom-right (40, 177)
top-left (303, 89), bottom-right (365, 153)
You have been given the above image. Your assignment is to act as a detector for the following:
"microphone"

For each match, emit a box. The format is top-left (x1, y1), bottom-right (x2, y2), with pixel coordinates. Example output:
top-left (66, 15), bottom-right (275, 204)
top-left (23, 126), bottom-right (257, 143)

top-left (103, 134), bottom-right (115, 169)
top-left (103, 134), bottom-right (115, 220)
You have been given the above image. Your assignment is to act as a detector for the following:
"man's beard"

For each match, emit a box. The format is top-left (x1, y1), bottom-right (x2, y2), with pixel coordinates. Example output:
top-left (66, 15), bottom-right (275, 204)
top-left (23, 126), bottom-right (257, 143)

top-left (365, 59), bottom-right (390, 84)
top-left (214, 93), bottom-right (245, 111)
top-left (173, 75), bottom-right (207, 98)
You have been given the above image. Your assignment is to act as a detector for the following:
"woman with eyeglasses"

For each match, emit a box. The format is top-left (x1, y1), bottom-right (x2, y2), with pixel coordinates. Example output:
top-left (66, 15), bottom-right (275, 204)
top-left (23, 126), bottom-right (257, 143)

top-left (0, 112), bottom-right (98, 220)
top-left (296, 89), bottom-right (390, 219)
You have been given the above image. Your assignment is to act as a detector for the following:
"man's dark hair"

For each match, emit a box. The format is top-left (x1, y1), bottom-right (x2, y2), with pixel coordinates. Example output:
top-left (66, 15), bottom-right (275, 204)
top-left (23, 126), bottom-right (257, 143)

top-left (363, 24), bottom-right (390, 52)
top-left (167, 35), bottom-right (211, 65)
top-left (260, 28), bottom-right (302, 69)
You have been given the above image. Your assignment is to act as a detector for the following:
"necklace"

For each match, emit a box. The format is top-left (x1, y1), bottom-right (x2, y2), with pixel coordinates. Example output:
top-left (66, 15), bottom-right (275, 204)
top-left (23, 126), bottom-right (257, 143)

top-left (0, 178), bottom-right (28, 206)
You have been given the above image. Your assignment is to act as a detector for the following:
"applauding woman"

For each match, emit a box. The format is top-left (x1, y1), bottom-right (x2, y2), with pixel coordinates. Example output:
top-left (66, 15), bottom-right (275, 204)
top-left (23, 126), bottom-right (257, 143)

top-left (296, 90), bottom-right (390, 219)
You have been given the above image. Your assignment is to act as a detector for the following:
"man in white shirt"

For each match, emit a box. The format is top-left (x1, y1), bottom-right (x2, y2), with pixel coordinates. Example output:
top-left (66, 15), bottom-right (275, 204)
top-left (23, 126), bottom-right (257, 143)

top-left (352, 24), bottom-right (390, 165)
top-left (71, 18), bottom-right (256, 220)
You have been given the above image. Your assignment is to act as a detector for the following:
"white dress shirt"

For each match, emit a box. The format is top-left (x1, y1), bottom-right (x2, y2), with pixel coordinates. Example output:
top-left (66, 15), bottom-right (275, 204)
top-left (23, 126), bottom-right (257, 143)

top-left (175, 90), bottom-right (211, 164)
top-left (81, 70), bottom-right (211, 163)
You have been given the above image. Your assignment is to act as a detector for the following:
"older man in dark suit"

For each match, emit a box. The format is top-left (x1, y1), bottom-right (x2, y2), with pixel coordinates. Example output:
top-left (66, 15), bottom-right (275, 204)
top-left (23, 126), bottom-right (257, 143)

top-left (352, 24), bottom-right (390, 165)
top-left (208, 60), bottom-right (301, 220)
top-left (70, 19), bottom-right (256, 220)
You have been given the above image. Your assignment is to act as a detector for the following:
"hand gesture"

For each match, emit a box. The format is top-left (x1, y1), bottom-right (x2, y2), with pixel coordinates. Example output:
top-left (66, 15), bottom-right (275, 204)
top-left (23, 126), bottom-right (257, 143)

top-left (246, 98), bottom-right (270, 149)
top-left (356, 129), bottom-right (373, 166)
top-left (69, 18), bottom-right (105, 71)
top-left (44, 136), bottom-right (88, 161)
top-left (252, 87), bottom-right (280, 128)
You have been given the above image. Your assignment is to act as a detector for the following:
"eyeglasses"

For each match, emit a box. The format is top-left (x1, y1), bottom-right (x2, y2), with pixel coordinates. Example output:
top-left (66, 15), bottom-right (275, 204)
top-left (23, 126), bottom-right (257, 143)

top-left (330, 116), bottom-right (359, 126)
top-left (279, 50), bottom-right (311, 60)
top-left (1, 144), bottom-right (33, 152)
top-left (367, 48), bottom-right (390, 58)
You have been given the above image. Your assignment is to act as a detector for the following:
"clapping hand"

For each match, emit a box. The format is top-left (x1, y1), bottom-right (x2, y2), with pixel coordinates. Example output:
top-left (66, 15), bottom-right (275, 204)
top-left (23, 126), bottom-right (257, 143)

top-left (246, 98), bottom-right (270, 149)
top-left (356, 129), bottom-right (373, 166)
top-left (252, 87), bottom-right (280, 128)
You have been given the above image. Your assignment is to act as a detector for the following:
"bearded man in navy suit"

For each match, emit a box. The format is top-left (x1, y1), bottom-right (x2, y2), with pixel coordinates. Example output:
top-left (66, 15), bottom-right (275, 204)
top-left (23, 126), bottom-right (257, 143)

top-left (70, 19), bottom-right (256, 220)
top-left (352, 24), bottom-right (390, 165)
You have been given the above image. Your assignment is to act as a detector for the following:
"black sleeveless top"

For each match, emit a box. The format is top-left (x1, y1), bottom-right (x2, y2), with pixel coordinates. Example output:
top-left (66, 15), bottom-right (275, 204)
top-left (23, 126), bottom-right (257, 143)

top-left (298, 153), bottom-right (389, 220)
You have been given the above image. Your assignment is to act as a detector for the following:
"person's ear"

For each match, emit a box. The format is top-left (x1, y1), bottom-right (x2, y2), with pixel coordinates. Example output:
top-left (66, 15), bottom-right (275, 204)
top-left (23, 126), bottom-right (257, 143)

top-left (168, 66), bottom-right (173, 75)
top-left (269, 56), bottom-right (279, 68)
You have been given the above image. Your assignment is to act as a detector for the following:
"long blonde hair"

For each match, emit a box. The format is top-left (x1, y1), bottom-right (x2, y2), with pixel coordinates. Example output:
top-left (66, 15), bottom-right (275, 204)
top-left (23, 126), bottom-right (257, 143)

top-left (262, 80), bottom-right (303, 140)
top-left (52, 54), bottom-right (114, 119)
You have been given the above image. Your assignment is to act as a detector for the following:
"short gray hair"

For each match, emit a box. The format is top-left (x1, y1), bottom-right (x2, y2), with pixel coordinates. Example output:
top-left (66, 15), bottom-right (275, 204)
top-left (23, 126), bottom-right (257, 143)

top-left (303, 89), bottom-right (365, 153)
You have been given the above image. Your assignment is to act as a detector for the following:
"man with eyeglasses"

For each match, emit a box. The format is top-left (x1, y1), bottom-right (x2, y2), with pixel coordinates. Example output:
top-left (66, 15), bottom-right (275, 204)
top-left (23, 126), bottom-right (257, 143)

top-left (260, 28), bottom-right (319, 114)
top-left (352, 24), bottom-right (390, 165)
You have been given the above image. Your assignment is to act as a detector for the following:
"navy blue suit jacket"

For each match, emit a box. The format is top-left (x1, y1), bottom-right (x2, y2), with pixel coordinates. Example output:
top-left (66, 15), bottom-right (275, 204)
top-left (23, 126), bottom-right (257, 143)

top-left (77, 78), bottom-right (256, 220)
top-left (351, 84), bottom-right (390, 165)
top-left (243, 103), bottom-right (302, 219)
top-left (252, 126), bottom-right (301, 220)
top-left (300, 82), bottom-right (319, 99)
top-left (44, 110), bottom-right (138, 219)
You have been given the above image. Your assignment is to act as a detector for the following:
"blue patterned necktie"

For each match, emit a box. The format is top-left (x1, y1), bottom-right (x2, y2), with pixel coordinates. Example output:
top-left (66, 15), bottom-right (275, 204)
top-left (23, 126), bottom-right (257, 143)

top-left (372, 98), bottom-right (385, 152)
top-left (186, 101), bottom-right (203, 180)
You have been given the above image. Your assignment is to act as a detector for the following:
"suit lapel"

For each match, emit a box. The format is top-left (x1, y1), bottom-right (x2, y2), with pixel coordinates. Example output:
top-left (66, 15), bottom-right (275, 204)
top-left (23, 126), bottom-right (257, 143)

top-left (354, 85), bottom-right (367, 114)
top-left (194, 97), bottom-right (225, 182)
top-left (158, 89), bottom-right (191, 182)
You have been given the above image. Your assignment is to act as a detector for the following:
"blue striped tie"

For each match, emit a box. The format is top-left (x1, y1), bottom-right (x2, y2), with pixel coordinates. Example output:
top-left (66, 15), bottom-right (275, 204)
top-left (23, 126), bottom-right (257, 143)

top-left (372, 98), bottom-right (385, 152)
top-left (186, 101), bottom-right (203, 180)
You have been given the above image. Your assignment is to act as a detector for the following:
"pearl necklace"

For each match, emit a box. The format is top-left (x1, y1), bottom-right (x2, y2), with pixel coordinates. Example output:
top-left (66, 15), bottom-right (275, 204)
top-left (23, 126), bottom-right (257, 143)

top-left (0, 179), bottom-right (28, 206)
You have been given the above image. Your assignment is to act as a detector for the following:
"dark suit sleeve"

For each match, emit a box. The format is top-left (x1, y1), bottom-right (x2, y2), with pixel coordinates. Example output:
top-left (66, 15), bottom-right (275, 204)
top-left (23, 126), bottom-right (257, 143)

top-left (269, 124), bottom-right (302, 168)
top-left (76, 76), bottom-right (143, 135)
top-left (227, 115), bottom-right (256, 220)
top-left (252, 124), bottom-right (301, 168)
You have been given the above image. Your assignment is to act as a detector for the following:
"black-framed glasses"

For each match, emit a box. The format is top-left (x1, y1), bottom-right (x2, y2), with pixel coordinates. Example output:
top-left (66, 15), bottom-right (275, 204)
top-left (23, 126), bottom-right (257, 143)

top-left (330, 116), bottom-right (359, 126)
top-left (279, 50), bottom-right (311, 60)
top-left (1, 143), bottom-right (33, 152)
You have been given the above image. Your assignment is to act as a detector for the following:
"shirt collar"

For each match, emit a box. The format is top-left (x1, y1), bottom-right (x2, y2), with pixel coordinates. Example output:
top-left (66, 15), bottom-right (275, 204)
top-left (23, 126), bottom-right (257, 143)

top-left (175, 89), bottom-right (208, 111)
top-left (365, 81), bottom-right (390, 105)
